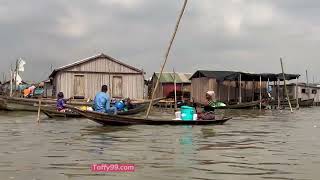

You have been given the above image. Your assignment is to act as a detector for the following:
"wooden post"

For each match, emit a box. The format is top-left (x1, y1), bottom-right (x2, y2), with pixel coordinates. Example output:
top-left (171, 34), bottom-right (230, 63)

top-left (252, 80), bottom-right (255, 101)
top-left (277, 77), bottom-right (280, 109)
top-left (239, 73), bottom-right (242, 103)
top-left (173, 69), bottom-right (177, 110)
top-left (146, 0), bottom-right (188, 119)
top-left (10, 70), bottom-right (13, 97)
top-left (280, 58), bottom-right (293, 113)
top-left (259, 76), bottom-right (262, 110)
top-left (306, 70), bottom-right (309, 86)
top-left (37, 99), bottom-right (42, 122)
top-left (296, 77), bottom-right (299, 109)
top-left (227, 81), bottom-right (230, 103)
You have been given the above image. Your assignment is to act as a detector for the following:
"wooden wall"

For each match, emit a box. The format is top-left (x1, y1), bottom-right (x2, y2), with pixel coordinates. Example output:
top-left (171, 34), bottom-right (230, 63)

top-left (191, 77), bottom-right (268, 104)
top-left (53, 57), bottom-right (144, 99)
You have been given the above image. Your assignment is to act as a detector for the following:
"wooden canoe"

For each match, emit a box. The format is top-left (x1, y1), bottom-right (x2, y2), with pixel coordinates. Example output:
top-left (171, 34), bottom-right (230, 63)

top-left (69, 106), bottom-right (231, 126)
top-left (270, 98), bottom-right (314, 107)
top-left (42, 99), bottom-right (162, 118)
top-left (41, 107), bottom-right (83, 118)
top-left (216, 101), bottom-right (267, 109)
top-left (0, 96), bottom-right (165, 112)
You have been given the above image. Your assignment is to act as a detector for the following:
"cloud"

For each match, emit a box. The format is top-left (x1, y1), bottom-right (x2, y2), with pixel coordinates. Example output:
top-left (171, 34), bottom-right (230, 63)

top-left (0, 0), bottom-right (319, 83)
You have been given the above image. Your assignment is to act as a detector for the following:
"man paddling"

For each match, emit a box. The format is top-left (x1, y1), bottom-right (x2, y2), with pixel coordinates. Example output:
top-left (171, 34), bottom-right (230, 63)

top-left (93, 85), bottom-right (117, 115)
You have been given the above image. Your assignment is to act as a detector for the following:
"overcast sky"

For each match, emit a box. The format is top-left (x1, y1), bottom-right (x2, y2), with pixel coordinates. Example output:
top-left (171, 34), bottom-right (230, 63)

top-left (0, 0), bottom-right (319, 82)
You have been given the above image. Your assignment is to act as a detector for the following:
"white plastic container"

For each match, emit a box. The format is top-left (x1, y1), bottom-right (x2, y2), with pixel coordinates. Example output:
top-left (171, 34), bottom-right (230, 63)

top-left (193, 114), bottom-right (198, 120)
top-left (174, 111), bottom-right (182, 120)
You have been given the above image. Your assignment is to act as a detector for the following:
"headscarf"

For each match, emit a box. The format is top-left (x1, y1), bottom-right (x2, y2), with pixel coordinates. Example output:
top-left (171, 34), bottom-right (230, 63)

top-left (206, 91), bottom-right (216, 100)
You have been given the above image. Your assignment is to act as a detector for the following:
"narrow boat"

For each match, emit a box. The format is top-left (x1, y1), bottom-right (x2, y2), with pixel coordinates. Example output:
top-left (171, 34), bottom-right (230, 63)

top-left (224, 101), bottom-right (265, 109)
top-left (298, 99), bottom-right (314, 107)
top-left (0, 96), bottom-right (164, 112)
top-left (68, 106), bottom-right (231, 126)
top-left (270, 98), bottom-right (314, 107)
top-left (42, 107), bottom-right (83, 118)
top-left (42, 99), bottom-right (162, 118)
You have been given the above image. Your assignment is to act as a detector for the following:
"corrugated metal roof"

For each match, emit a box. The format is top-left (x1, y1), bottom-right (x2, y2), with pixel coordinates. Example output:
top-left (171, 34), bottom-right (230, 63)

top-left (153, 72), bottom-right (192, 83)
top-left (49, 53), bottom-right (143, 78)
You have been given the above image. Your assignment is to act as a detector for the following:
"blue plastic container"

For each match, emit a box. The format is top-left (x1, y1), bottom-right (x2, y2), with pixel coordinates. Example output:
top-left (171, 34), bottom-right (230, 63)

top-left (180, 106), bottom-right (195, 120)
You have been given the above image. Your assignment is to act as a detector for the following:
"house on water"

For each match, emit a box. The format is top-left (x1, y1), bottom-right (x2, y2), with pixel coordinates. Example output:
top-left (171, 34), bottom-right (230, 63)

top-left (281, 83), bottom-right (320, 104)
top-left (49, 53), bottom-right (145, 100)
top-left (148, 72), bottom-right (192, 100)
top-left (190, 70), bottom-right (300, 104)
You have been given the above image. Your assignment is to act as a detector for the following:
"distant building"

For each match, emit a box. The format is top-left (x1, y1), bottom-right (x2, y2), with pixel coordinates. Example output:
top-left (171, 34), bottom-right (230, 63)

top-left (149, 72), bottom-right (192, 99)
top-left (49, 53), bottom-right (145, 99)
top-left (1, 79), bottom-right (28, 95)
top-left (283, 83), bottom-right (320, 103)
top-left (190, 70), bottom-right (300, 104)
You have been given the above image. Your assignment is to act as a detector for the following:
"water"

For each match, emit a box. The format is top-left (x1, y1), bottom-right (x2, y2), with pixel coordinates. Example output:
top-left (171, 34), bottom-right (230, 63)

top-left (0, 108), bottom-right (319, 180)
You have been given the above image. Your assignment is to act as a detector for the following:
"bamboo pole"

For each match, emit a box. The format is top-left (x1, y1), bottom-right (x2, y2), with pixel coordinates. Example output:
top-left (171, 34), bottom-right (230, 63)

top-left (239, 73), bottom-right (242, 103)
top-left (145, 0), bottom-right (188, 119)
top-left (277, 78), bottom-right (280, 109)
top-left (252, 80), bottom-right (255, 101)
top-left (173, 69), bottom-right (177, 110)
top-left (259, 76), bottom-right (262, 110)
top-left (37, 99), bottom-right (42, 122)
top-left (227, 81), bottom-right (230, 103)
top-left (296, 77), bottom-right (299, 109)
top-left (10, 71), bottom-right (12, 96)
top-left (280, 58), bottom-right (293, 113)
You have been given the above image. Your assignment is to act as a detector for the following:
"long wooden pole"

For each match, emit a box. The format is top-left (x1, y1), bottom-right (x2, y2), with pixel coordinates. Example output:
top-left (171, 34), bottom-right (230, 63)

top-left (259, 76), bottom-right (262, 110)
top-left (296, 77), bottom-right (299, 109)
top-left (277, 78), bottom-right (280, 109)
top-left (10, 70), bottom-right (13, 97)
top-left (173, 69), bottom-right (177, 110)
top-left (145, 0), bottom-right (188, 119)
top-left (239, 73), bottom-right (242, 103)
top-left (280, 58), bottom-right (293, 113)
top-left (37, 99), bottom-right (42, 122)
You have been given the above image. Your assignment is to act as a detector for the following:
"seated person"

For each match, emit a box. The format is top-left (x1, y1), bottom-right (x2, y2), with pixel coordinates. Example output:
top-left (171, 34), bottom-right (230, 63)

top-left (56, 92), bottom-right (68, 112)
top-left (198, 91), bottom-right (216, 120)
top-left (203, 91), bottom-right (216, 112)
top-left (124, 98), bottom-right (135, 110)
top-left (94, 85), bottom-right (117, 115)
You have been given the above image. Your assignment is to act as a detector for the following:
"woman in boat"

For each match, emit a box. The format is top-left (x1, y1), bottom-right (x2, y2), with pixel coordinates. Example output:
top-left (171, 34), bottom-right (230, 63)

top-left (56, 92), bottom-right (67, 112)
top-left (197, 91), bottom-right (216, 120)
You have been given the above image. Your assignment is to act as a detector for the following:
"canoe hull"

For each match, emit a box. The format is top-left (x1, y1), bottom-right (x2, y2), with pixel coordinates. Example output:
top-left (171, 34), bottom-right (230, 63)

top-left (70, 107), bottom-right (231, 126)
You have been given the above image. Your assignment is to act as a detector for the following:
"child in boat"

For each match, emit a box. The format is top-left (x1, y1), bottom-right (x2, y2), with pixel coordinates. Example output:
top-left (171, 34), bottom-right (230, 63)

top-left (124, 98), bottom-right (135, 110)
top-left (56, 92), bottom-right (67, 112)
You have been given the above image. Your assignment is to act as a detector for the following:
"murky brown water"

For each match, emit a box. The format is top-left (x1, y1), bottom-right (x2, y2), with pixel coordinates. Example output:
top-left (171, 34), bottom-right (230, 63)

top-left (0, 108), bottom-right (319, 180)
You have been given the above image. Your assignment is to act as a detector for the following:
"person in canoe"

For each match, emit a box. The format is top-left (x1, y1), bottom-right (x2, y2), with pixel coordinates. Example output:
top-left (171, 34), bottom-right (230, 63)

top-left (197, 91), bottom-right (226, 120)
top-left (124, 98), bottom-right (135, 110)
top-left (93, 85), bottom-right (117, 115)
top-left (56, 92), bottom-right (70, 112)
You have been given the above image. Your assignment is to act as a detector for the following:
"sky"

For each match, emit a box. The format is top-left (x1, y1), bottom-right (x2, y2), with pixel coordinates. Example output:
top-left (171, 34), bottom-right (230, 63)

top-left (0, 0), bottom-right (319, 82)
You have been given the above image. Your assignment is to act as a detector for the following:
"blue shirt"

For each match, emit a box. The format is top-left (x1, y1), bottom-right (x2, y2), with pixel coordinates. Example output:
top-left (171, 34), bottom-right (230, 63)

top-left (56, 98), bottom-right (65, 111)
top-left (94, 92), bottom-right (111, 113)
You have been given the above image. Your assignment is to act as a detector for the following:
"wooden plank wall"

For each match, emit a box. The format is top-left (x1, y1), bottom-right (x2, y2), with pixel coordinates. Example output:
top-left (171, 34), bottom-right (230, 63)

top-left (191, 78), bottom-right (268, 103)
top-left (53, 57), bottom-right (144, 99)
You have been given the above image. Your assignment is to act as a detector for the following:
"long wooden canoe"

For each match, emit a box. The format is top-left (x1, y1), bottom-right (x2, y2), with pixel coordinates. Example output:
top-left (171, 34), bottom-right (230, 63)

top-left (270, 98), bottom-right (314, 107)
top-left (42, 99), bottom-right (162, 118)
top-left (42, 108), bottom-right (83, 118)
top-left (0, 96), bottom-right (165, 112)
top-left (68, 106), bottom-right (231, 126)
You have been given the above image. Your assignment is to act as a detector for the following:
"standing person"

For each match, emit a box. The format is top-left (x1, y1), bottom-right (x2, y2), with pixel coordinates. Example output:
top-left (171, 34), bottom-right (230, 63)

top-left (94, 85), bottom-right (117, 115)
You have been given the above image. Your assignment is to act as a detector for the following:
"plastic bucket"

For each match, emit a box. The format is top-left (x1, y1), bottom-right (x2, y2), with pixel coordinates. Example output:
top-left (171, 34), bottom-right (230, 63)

top-left (180, 106), bottom-right (195, 120)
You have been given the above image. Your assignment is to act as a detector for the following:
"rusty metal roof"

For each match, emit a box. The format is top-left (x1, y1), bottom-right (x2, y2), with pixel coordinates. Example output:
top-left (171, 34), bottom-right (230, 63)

top-left (153, 72), bottom-right (192, 83)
